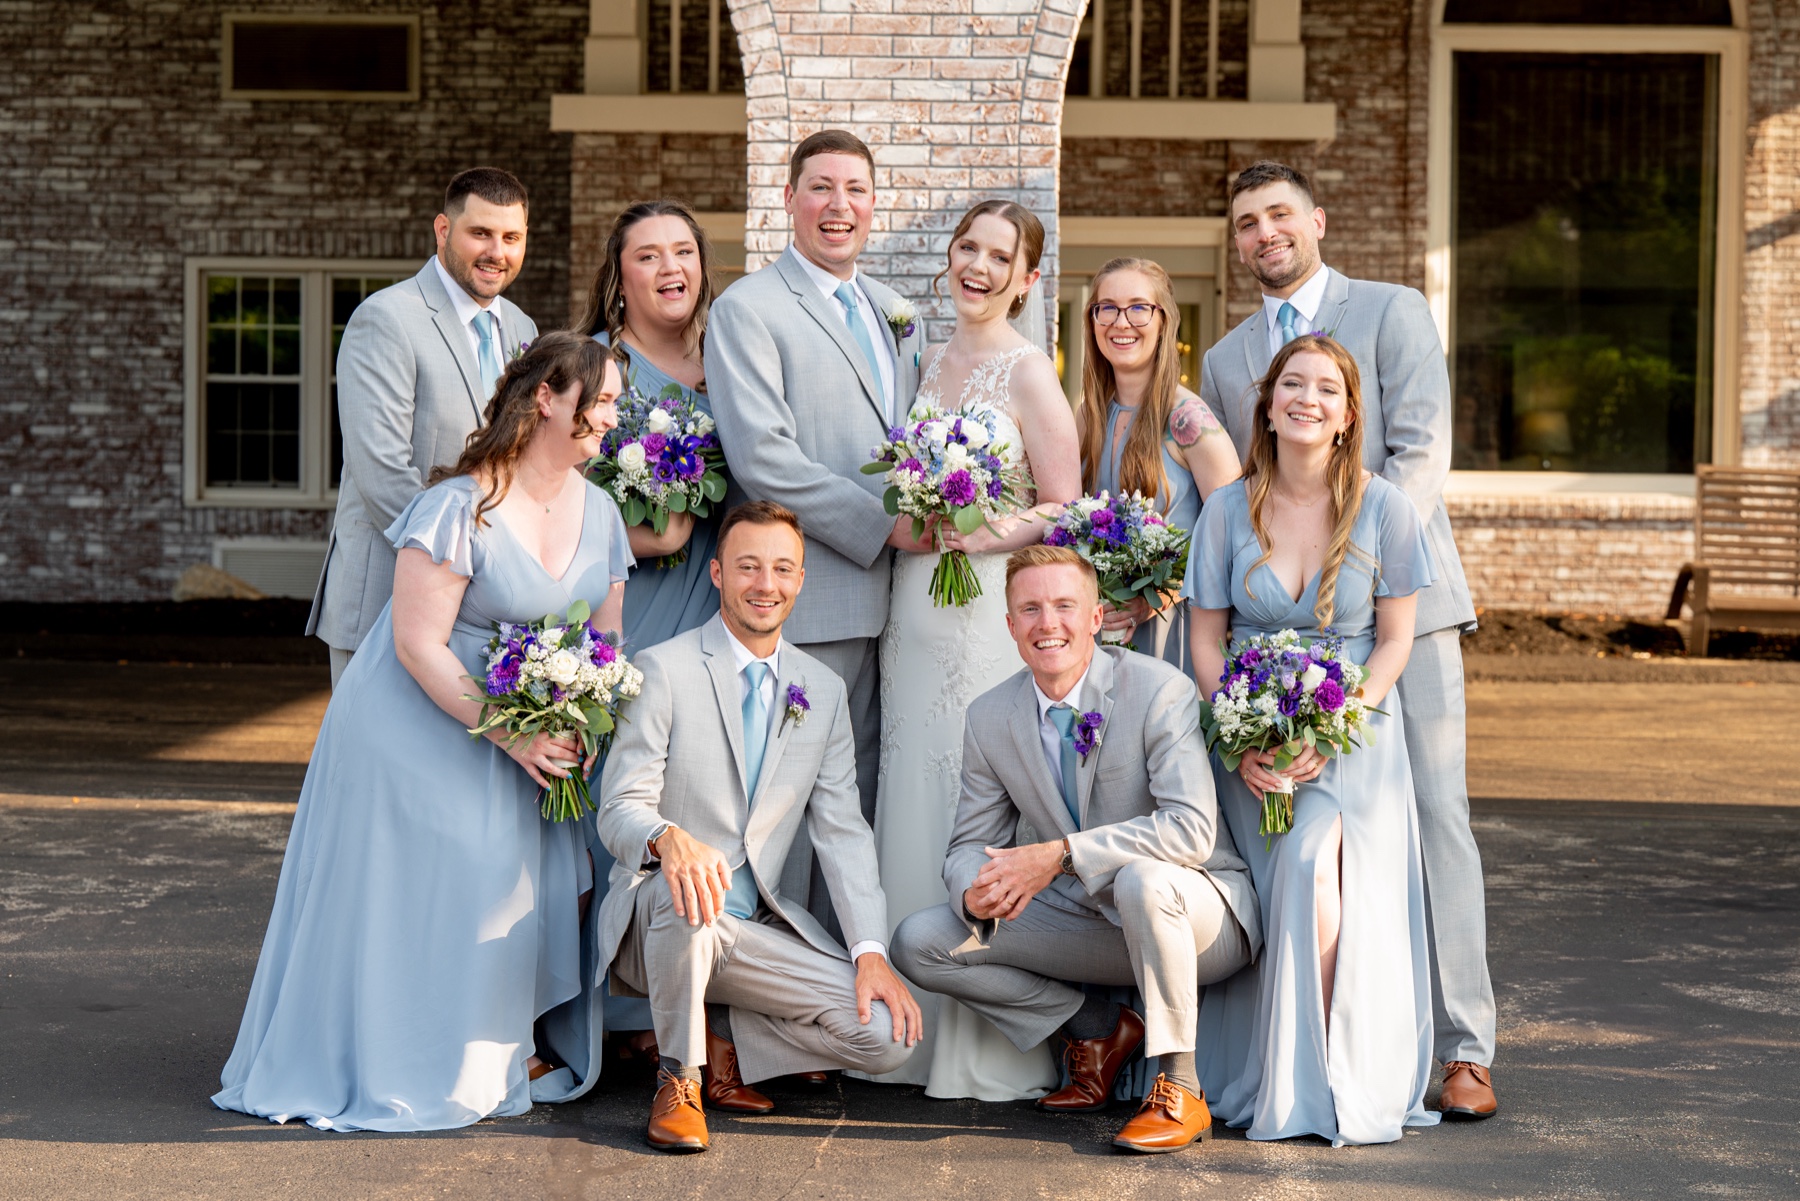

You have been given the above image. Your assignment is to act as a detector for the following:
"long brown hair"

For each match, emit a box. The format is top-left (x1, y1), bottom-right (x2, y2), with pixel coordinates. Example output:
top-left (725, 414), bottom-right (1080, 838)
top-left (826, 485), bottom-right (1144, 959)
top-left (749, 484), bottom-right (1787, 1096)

top-left (1242, 334), bottom-right (1371, 628)
top-left (574, 199), bottom-right (716, 362)
top-left (932, 199), bottom-right (1045, 320)
top-left (1077, 257), bottom-right (1181, 505)
top-left (430, 331), bottom-right (623, 527)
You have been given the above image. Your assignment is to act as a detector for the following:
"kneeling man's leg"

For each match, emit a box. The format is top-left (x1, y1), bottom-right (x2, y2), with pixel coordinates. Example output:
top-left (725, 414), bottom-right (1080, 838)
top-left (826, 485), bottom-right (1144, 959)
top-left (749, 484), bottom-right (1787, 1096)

top-left (613, 880), bottom-right (723, 1073)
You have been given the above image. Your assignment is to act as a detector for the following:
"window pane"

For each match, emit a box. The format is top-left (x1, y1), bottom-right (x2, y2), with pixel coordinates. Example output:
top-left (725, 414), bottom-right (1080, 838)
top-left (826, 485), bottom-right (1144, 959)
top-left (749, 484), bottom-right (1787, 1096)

top-left (202, 272), bottom-right (305, 489)
top-left (328, 276), bottom-right (398, 490)
top-left (230, 21), bottom-right (413, 94)
top-left (207, 327), bottom-right (237, 376)
top-left (1442, 0), bottom-right (1731, 23)
top-left (204, 382), bottom-right (303, 488)
top-left (1451, 52), bottom-right (1716, 474)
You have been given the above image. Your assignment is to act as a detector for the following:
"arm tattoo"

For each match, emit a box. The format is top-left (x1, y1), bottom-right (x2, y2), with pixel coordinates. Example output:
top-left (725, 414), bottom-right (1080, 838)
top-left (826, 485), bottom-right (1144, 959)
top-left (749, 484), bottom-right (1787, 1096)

top-left (1168, 399), bottom-right (1222, 448)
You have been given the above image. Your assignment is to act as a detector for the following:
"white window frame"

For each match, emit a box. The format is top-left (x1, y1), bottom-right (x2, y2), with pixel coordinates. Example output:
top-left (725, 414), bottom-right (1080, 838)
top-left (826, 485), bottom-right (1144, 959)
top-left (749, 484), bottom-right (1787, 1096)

top-left (221, 13), bottom-right (421, 102)
top-left (1426, 5), bottom-right (1749, 492)
top-left (182, 257), bottom-right (419, 510)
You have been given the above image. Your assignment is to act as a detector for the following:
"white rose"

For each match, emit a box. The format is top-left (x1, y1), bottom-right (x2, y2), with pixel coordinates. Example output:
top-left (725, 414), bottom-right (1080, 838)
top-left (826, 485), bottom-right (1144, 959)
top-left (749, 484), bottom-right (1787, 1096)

top-left (694, 413), bottom-right (716, 436)
top-left (941, 443), bottom-right (973, 471)
top-left (1301, 664), bottom-right (1328, 693)
top-left (545, 649), bottom-right (581, 687)
top-left (617, 442), bottom-right (647, 473)
top-left (886, 297), bottom-right (918, 325)
top-left (645, 408), bottom-right (676, 435)
top-left (539, 626), bottom-right (564, 649)
top-left (959, 421), bottom-right (989, 450)
top-left (924, 420), bottom-right (951, 447)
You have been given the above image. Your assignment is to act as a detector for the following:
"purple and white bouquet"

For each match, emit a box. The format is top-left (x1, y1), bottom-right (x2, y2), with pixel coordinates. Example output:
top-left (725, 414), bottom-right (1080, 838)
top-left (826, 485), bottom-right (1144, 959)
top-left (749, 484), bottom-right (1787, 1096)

top-left (465, 599), bottom-right (645, 822)
top-left (1044, 491), bottom-right (1191, 645)
top-left (861, 402), bottom-right (1035, 607)
top-left (586, 382), bottom-right (727, 567)
top-left (1197, 629), bottom-right (1376, 846)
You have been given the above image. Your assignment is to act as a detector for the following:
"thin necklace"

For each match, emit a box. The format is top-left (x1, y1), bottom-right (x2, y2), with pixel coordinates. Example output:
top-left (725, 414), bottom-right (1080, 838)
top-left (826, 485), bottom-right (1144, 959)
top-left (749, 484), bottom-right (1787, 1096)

top-left (1273, 483), bottom-right (1326, 509)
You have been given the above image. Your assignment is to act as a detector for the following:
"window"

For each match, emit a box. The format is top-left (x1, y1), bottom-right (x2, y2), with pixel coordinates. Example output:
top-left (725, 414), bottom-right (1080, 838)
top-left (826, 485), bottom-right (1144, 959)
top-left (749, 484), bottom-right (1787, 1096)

top-left (1442, 1), bottom-right (1732, 25)
top-left (1068, 0), bottom-right (1248, 99)
top-left (223, 14), bottom-right (420, 101)
top-left (185, 260), bottom-right (417, 507)
top-left (645, 0), bottom-right (745, 94)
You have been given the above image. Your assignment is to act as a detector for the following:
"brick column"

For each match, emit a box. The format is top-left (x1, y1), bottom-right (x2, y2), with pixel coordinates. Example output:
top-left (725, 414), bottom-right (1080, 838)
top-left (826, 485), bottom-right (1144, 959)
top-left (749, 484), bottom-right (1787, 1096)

top-left (730, 0), bottom-right (1085, 345)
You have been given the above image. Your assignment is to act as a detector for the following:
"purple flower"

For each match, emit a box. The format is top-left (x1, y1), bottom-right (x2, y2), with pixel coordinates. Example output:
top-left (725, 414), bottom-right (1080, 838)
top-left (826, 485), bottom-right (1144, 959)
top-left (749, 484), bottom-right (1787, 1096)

top-left (782, 682), bottom-right (811, 731)
top-left (941, 470), bottom-right (976, 507)
top-left (986, 476), bottom-right (1004, 500)
top-left (1045, 526), bottom-right (1074, 547)
top-left (1091, 509), bottom-right (1115, 528)
top-left (642, 432), bottom-right (668, 455)
top-left (982, 454), bottom-right (1003, 475)
top-left (1074, 710), bottom-right (1105, 760)
top-left (1241, 648), bottom-right (1263, 666)
top-left (888, 425), bottom-right (906, 442)
top-left (1314, 678), bottom-right (1346, 712)
top-left (1324, 660), bottom-right (1343, 682)
top-left (653, 459), bottom-right (678, 483)
top-left (590, 638), bottom-right (617, 666)
top-left (1277, 692), bottom-right (1301, 717)
top-left (486, 657), bottom-right (521, 695)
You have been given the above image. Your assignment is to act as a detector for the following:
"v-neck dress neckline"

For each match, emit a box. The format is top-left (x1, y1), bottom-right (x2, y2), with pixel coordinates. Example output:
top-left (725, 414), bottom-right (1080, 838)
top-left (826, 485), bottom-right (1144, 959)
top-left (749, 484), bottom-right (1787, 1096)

top-left (490, 485), bottom-right (593, 586)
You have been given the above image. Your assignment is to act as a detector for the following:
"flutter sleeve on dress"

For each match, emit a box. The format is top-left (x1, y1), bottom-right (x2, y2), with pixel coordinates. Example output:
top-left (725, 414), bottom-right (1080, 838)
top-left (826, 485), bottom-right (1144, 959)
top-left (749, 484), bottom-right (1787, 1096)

top-left (595, 487), bottom-right (635, 586)
top-left (1181, 482), bottom-right (1240, 609)
top-left (1370, 478), bottom-right (1438, 600)
top-left (384, 479), bottom-right (482, 579)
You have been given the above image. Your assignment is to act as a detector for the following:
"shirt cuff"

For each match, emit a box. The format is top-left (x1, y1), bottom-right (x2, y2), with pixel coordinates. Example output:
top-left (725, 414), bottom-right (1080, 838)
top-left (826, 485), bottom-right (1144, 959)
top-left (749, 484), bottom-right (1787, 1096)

top-left (847, 940), bottom-right (887, 963)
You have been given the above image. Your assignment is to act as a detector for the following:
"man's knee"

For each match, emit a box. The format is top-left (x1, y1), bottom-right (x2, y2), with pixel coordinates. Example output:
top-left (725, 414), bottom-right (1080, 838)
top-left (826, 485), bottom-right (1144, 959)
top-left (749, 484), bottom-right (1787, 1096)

top-left (829, 1000), bottom-right (915, 1076)
top-left (1113, 859), bottom-right (1186, 919)
top-left (891, 905), bottom-right (967, 985)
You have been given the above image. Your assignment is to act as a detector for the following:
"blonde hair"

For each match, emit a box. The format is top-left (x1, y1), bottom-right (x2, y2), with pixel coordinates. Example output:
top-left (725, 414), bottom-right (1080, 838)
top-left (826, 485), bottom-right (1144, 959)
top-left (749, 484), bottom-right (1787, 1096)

top-left (932, 199), bottom-right (1046, 320)
top-left (1004, 544), bottom-right (1099, 602)
top-left (1242, 334), bottom-right (1371, 628)
top-left (1077, 257), bottom-right (1181, 507)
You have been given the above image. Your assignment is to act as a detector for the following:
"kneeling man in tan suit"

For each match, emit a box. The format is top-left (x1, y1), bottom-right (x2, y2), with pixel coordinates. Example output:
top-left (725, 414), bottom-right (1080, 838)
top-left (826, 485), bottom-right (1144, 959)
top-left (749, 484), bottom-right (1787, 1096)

top-left (595, 501), bottom-right (920, 1153)
top-left (893, 545), bottom-right (1259, 1153)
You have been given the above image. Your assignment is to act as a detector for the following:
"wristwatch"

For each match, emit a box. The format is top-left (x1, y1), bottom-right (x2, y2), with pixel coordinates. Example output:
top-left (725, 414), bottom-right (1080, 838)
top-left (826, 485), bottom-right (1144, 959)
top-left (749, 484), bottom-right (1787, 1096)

top-left (1059, 837), bottom-right (1076, 876)
top-left (648, 821), bottom-right (676, 861)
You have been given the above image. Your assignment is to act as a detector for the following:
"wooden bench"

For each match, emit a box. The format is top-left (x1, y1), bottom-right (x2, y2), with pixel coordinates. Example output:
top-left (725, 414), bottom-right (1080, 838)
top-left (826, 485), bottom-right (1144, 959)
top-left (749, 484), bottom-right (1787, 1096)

top-left (1666, 465), bottom-right (1800, 656)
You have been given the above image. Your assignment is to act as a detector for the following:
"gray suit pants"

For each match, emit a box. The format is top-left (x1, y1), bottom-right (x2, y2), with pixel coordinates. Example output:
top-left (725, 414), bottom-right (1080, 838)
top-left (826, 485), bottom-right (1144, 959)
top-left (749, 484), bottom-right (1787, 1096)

top-left (613, 881), bottom-right (912, 1084)
top-left (328, 647), bottom-right (354, 689)
top-left (892, 860), bottom-right (1251, 1060)
top-left (791, 635), bottom-right (880, 937)
top-left (1395, 626), bottom-right (1496, 1066)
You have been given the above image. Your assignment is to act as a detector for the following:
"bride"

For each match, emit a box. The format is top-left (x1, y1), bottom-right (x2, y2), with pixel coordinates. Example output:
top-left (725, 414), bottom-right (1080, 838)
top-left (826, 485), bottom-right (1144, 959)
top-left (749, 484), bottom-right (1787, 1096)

top-left (862, 200), bottom-right (1081, 1098)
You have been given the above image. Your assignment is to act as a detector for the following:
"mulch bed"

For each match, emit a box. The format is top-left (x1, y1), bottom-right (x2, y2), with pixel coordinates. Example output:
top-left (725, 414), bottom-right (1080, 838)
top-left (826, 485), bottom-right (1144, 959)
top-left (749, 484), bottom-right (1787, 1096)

top-left (1465, 608), bottom-right (1800, 661)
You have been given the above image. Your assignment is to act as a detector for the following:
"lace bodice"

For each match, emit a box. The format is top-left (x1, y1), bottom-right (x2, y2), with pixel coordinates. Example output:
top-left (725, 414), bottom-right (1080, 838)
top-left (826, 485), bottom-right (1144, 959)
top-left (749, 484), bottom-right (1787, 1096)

top-left (913, 342), bottom-right (1042, 489)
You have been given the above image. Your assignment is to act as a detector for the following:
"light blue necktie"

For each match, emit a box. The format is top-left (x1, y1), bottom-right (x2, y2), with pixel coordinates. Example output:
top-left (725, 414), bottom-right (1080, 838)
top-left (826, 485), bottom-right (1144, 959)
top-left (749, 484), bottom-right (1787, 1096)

top-left (833, 281), bottom-right (885, 410)
top-left (724, 661), bottom-right (771, 920)
top-left (1047, 703), bottom-right (1081, 828)
top-left (1277, 301), bottom-right (1301, 346)
top-left (475, 310), bottom-right (503, 402)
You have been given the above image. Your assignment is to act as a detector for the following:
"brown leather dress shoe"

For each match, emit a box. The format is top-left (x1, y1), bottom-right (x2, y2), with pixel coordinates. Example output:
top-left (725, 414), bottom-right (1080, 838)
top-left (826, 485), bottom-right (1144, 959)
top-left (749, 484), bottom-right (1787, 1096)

top-left (1439, 1061), bottom-right (1499, 1120)
top-left (1037, 1007), bottom-right (1146, 1112)
top-left (702, 1022), bottom-right (775, 1114)
top-left (1111, 1074), bottom-right (1213, 1153)
top-left (792, 1071), bottom-right (831, 1086)
top-left (647, 1069), bottom-right (709, 1153)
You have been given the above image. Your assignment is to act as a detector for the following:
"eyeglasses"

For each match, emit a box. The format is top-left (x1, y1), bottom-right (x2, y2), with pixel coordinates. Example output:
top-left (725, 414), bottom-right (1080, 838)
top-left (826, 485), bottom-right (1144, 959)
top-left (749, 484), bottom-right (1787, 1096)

top-left (1088, 303), bottom-right (1160, 328)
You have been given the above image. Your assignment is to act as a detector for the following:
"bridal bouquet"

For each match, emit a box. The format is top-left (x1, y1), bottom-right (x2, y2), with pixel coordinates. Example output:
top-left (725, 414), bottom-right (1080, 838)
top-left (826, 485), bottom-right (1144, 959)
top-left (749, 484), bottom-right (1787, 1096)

top-left (465, 599), bottom-right (645, 822)
top-left (1044, 491), bottom-right (1191, 645)
top-left (1197, 629), bottom-right (1376, 847)
top-left (586, 382), bottom-right (727, 566)
top-left (861, 403), bottom-right (1034, 607)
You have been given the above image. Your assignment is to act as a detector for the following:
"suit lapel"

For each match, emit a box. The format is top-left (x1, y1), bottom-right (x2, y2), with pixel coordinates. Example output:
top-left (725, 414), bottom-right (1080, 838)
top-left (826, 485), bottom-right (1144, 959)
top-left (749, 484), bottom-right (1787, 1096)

top-left (1073, 650), bottom-right (1118, 828)
top-left (748, 655), bottom-right (801, 812)
top-left (417, 260), bottom-right (486, 421)
top-left (700, 619), bottom-right (751, 806)
top-left (1007, 679), bottom-right (1076, 839)
top-left (1313, 268), bottom-right (1351, 341)
top-left (860, 272), bottom-right (915, 417)
top-left (776, 247), bottom-right (887, 423)
top-left (1241, 305), bottom-right (1274, 394)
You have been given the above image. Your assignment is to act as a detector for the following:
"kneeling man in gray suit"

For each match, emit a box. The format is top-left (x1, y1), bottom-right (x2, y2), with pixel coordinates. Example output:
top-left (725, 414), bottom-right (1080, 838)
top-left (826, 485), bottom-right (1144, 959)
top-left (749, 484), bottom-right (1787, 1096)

top-left (893, 546), bottom-right (1259, 1154)
top-left (596, 501), bottom-right (921, 1153)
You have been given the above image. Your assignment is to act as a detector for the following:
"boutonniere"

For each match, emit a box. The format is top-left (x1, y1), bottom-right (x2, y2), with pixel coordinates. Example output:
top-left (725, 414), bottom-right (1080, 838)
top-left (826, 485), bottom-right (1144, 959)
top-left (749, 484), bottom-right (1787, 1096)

top-left (781, 682), bottom-right (810, 732)
top-left (1074, 710), bottom-right (1104, 762)
top-left (509, 339), bottom-right (530, 362)
top-left (882, 297), bottom-right (917, 341)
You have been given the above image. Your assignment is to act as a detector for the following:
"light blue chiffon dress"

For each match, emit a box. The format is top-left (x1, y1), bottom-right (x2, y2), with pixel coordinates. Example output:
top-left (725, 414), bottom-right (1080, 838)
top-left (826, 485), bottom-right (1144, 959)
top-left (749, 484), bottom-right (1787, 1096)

top-left (1094, 400), bottom-right (1201, 676)
top-left (1184, 476), bottom-right (1442, 1146)
top-left (214, 475), bottom-right (632, 1131)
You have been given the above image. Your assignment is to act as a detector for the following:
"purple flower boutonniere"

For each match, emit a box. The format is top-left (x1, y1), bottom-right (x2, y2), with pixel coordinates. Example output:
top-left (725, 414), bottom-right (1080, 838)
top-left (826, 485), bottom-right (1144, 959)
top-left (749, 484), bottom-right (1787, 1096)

top-left (883, 297), bottom-right (918, 342)
top-left (781, 682), bottom-right (810, 732)
top-left (1074, 710), bottom-right (1104, 761)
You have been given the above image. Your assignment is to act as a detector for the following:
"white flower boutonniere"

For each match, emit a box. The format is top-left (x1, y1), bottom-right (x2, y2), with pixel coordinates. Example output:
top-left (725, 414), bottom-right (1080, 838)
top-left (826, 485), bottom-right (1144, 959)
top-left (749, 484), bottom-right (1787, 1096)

top-left (883, 298), bottom-right (918, 341)
top-left (781, 681), bottom-right (810, 733)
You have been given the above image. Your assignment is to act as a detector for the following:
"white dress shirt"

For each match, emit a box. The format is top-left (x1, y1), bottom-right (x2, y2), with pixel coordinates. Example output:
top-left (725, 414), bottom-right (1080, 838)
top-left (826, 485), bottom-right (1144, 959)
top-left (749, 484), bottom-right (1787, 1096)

top-left (721, 624), bottom-right (887, 964)
top-left (791, 247), bottom-right (897, 422)
top-left (431, 254), bottom-right (500, 361)
top-left (1262, 263), bottom-right (1334, 359)
top-left (1031, 655), bottom-right (1099, 800)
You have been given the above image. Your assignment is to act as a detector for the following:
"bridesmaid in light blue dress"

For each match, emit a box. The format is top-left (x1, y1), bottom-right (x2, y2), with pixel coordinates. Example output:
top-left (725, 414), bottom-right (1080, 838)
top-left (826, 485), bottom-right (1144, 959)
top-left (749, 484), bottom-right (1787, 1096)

top-left (1077, 258), bottom-right (1240, 676)
top-left (215, 333), bottom-right (633, 1131)
top-left (1185, 334), bottom-right (1441, 1146)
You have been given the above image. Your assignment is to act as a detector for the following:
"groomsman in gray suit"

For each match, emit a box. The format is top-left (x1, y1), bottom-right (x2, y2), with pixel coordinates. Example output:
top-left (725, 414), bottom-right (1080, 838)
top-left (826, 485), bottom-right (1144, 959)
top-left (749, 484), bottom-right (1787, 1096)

top-left (893, 546), bottom-right (1258, 1154)
top-left (595, 502), bottom-right (921, 1154)
top-left (306, 167), bottom-right (537, 685)
top-left (1199, 160), bottom-right (1497, 1119)
top-left (706, 129), bottom-right (927, 847)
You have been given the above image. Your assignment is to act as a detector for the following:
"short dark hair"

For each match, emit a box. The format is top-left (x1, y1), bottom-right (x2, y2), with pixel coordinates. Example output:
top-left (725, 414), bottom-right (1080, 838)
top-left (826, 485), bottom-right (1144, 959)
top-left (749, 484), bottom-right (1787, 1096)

top-left (788, 130), bottom-right (876, 191)
top-left (1227, 161), bottom-right (1316, 217)
top-left (716, 501), bottom-right (805, 560)
top-left (445, 167), bottom-right (530, 219)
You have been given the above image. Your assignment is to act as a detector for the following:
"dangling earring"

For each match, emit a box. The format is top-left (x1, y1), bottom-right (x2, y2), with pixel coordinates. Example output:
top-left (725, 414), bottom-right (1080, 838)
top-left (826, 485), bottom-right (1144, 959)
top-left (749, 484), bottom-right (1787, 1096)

top-left (1334, 429), bottom-right (1344, 447)
top-left (1267, 420), bottom-right (1276, 432)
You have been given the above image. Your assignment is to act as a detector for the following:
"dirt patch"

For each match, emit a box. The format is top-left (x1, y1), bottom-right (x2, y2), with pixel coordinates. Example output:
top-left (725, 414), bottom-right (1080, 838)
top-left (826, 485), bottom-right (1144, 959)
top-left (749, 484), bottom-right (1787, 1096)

top-left (1464, 608), bottom-right (1800, 661)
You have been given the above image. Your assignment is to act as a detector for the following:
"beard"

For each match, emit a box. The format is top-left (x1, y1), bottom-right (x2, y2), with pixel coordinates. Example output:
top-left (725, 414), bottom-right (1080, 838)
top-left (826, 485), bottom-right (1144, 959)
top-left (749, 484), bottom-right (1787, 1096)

top-left (442, 244), bottom-right (516, 301)
top-left (1248, 238), bottom-right (1319, 293)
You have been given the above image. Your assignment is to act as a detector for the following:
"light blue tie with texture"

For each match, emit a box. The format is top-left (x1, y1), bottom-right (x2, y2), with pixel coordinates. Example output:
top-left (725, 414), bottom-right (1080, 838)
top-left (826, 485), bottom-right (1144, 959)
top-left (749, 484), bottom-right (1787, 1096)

top-left (724, 661), bottom-right (771, 920)
top-left (475, 310), bottom-right (503, 402)
top-left (1047, 703), bottom-right (1081, 828)
top-left (1277, 301), bottom-right (1300, 346)
top-left (833, 281), bottom-right (885, 406)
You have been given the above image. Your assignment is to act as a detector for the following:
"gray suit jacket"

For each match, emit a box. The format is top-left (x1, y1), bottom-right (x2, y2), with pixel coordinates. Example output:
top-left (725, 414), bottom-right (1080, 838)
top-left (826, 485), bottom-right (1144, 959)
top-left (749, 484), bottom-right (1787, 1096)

top-left (1199, 269), bottom-right (1475, 636)
top-left (705, 247), bottom-right (923, 643)
top-left (944, 647), bottom-right (1262, 957)
top-left (596, 616), bottom-right (889, 983)
top-left (306, 259), bottom-right (536, 651)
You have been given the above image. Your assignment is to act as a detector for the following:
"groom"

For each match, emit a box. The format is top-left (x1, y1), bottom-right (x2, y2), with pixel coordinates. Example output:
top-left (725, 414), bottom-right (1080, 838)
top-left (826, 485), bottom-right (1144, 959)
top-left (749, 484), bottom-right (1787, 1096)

top-left (595, 501), bottom-right (921, 1154)
top-left (1200, 159), bottom-right (1497, 1120)
top-left (707, 129), bottom-right (926, 860)
top-left (892, 546), bottom-right (1259, 1154)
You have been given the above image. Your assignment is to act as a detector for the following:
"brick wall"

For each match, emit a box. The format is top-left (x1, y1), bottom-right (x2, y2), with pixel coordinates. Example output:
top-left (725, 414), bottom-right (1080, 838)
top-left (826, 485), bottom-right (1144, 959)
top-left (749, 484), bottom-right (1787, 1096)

top-left (1740, 0), bottom-right (1800, 467)
top-left (0, 1), bottom-right (584, 602)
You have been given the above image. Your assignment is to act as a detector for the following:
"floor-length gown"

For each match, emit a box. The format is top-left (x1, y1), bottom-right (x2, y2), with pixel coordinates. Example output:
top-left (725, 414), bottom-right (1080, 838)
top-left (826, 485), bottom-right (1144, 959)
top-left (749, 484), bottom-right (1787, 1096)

top-left (1094, 399), bottom-right (1201, 675)
top-left (858, 344), bottom-right (1060, 1100)
top-left (214, 475), bottom-right (633, 1131)
top-left (1185, 475), bottom-right (1442, 1146)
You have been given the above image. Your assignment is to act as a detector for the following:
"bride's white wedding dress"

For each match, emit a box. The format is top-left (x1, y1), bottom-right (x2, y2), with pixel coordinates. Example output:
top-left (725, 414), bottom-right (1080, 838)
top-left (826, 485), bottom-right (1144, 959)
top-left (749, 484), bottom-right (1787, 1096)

top-left (855, 343), bottom-right (1060, 1100)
